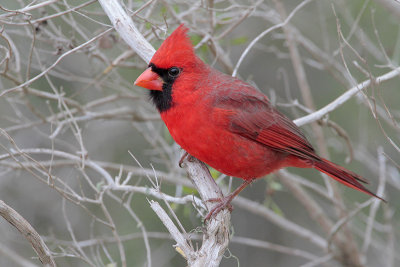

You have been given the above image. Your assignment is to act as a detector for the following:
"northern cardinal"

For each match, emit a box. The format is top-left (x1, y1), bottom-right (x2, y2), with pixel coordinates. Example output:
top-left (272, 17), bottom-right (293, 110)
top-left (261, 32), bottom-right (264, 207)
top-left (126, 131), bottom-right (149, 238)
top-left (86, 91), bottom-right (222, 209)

top-left (135, 25), bottom-right (384, 219)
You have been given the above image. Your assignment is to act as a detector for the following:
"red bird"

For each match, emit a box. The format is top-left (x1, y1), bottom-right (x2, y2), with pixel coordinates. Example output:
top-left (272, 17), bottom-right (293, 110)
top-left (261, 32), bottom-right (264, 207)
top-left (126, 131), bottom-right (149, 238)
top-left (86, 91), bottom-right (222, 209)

top-left (135, 25), bottom-right (383, 219)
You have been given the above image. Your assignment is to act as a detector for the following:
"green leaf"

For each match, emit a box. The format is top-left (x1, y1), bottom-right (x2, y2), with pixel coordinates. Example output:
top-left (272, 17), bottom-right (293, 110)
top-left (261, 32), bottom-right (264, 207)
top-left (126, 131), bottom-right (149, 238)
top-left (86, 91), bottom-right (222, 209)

top-left (173, 4), bottom-right (180, 13)
top-left (190, 34), bottom-right (202, 46)
top-left (209, 168), bottom-right (221, 179)
top-left (145, 22), bottom-right (152, 30)
top-left (269, 181), bottom-right (283, 191)
top-left (230, 36), bottom-right (248, 45)
top-left (270, 202), bottom-right (284, 217)
top-left (182, 186), bottom-right (196, 194)
top-left (160, 6), bottom-right (167, 15)
top-left (96, 181), bottom-right (105, 191)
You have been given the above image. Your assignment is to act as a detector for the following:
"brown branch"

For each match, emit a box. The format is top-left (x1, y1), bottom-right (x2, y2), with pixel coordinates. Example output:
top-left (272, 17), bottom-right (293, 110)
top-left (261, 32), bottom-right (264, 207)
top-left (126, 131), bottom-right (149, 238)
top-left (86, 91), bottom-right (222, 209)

top-left (0, 200), bottom-right (56, 267)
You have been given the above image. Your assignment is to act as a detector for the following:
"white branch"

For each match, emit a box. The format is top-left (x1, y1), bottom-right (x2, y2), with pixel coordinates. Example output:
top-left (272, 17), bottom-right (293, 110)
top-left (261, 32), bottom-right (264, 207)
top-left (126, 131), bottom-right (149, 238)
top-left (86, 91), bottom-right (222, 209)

top-left (232, 0), bottom-right (313, 77)
top-left (97, 1), bottom-right (231, 266)
top-left (180, 155), bottom-right (230, 267)
top-left (112, 184), bottom-right (205, 209)
top-left (98, 0), bottom-right (155, 63)
top-left (149, 201), bottom-right (193, 258)
top-left (294, 66), bottom-right (400, 126)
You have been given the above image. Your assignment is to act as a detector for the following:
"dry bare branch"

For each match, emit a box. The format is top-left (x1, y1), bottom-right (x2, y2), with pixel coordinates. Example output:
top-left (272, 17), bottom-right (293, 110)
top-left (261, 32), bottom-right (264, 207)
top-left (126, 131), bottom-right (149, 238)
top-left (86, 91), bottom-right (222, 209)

top-left (0, 200), bottom-right (56, 267)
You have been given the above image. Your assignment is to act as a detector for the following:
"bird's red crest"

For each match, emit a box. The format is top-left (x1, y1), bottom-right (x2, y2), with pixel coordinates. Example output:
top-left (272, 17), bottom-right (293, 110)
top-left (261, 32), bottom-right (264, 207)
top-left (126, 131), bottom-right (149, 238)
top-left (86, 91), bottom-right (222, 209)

top-left (150, 24), bottom-right (198, 69)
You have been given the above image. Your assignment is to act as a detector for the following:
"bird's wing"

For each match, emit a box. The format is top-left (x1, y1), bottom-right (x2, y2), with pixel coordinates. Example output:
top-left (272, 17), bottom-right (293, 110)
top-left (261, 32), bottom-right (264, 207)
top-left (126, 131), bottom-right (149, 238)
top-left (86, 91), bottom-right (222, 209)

top-left (211, 78), bottom-right (380, 197)
top-left (213, 84), bottom-right (319, 162)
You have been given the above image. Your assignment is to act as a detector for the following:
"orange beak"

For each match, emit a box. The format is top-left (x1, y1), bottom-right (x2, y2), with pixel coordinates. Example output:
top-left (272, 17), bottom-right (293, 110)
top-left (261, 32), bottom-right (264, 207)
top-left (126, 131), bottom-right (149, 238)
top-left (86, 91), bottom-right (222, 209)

top-left (134, 67), bottom-right (163, 91)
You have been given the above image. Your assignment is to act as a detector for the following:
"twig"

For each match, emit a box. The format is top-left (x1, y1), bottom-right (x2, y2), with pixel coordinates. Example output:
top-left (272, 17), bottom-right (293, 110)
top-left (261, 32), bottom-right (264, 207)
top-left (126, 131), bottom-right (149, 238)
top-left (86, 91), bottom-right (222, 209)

top-left (327, 199), bottom-right (373, 250)
top-left (149, 201), bottom-right (193, 259)
top-left (0, 200), bottom-right (56, 267)
top-left (0, 28), bottom-right (113, 97)
top-left (294, 66), bottom-right (400, 126)
top-left (361, 147), bottom-right (387, 254)
top-left (299, 254), bottom-right (334, 267)
top-left (233, 196), bottom-right (327, 248)
top-left (232, 0), bottom-right (314, 77)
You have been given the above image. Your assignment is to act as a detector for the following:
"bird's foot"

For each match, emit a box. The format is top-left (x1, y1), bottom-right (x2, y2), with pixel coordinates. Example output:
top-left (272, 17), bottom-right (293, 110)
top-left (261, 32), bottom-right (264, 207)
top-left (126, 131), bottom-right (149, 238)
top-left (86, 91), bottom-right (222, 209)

top-left (203, 179), bottom-right (253, 222)
top-left (204, 195), bottom-right (234, 222)
top-left (179, 152), bottom-right (194, 167)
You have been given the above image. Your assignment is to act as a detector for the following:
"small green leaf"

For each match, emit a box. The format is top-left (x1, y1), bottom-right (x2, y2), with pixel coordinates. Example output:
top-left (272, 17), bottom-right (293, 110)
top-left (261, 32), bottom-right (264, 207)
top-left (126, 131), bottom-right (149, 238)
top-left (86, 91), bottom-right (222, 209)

top-left (170, 203), bottom-right (178, 211)
top-left (209, 168), bottom-right (221, 179)
top-left (145, 22), bottom-right (152, 29)
top-left (160, 6), bottom-right (167, 15)
top-left (271, 202), bottom-right (284, 217)
top-left (182, 186), bottom-right (196, 194)
top-left (269, 181), bottom-right (283, 191)
top-left (173, 4), bottom-right (180, 13)
top-left (96, 181), bottom-right (105, 190)
top-left (231, 36), bottom-right (248, 45)
top-left (264, 198), bottom-right (284, 217)
top-left (190, 34), bottom-right (202, 46)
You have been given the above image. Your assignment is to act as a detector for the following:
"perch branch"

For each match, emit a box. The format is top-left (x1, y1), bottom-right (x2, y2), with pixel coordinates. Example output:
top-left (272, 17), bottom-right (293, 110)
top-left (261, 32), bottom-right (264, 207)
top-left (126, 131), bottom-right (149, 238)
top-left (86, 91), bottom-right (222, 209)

top-left (98, 1), bottom-right (231, 266)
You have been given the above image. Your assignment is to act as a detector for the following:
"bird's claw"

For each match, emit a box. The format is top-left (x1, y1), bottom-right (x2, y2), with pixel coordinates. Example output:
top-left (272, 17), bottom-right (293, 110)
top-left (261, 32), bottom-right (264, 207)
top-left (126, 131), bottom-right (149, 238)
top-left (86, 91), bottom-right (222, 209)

top-left (179, 152), bottom-right (195, 167)
top-left (204, 196), bottom-right (234, 222)
top-left (179, 152), bottom-right (189, 168)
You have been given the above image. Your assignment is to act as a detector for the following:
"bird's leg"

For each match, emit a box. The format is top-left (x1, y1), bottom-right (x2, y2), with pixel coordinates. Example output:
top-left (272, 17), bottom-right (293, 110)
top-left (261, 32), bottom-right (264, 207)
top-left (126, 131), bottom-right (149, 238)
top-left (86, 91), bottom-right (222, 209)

top-left (204, 179), bottom-right (253, 222)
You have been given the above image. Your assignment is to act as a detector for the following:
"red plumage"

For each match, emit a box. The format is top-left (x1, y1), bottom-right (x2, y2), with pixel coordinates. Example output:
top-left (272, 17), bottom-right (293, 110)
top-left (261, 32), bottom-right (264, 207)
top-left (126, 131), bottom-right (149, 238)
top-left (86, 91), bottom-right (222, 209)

top-left (135, 25), bottom-right (384, 217)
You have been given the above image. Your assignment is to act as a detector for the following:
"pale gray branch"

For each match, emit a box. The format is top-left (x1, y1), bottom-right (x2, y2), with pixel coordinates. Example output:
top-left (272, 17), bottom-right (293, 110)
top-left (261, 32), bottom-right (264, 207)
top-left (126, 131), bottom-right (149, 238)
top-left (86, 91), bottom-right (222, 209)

top-left (294, 66), bottom-right (400, 126)
top-left (0, 200), bottom-right (56, 267)
top-left (98, 0), bottom-right (155, 63)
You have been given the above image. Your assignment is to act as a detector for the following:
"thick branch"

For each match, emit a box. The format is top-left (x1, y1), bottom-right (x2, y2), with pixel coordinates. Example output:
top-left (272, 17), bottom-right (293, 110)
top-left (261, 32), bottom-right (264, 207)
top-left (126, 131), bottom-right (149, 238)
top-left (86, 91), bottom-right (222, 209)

top-left (98, 0), bottom-right (155, 63)
top-left (0, 200), bottom-right (56, 267)
top-left (180, 156), bottom-right (230, 267)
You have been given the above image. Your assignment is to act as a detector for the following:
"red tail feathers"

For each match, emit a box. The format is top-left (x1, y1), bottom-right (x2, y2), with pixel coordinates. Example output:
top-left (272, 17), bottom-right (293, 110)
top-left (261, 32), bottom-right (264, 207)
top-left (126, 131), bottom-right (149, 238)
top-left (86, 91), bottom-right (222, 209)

top-left (314, 159), bottom-right (385, 202)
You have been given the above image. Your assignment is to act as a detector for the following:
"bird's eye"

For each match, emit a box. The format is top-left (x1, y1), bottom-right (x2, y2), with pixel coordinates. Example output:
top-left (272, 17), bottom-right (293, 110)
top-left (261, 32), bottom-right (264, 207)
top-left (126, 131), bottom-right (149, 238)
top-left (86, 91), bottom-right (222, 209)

top-left (168, 67), bottom-right (180, 78)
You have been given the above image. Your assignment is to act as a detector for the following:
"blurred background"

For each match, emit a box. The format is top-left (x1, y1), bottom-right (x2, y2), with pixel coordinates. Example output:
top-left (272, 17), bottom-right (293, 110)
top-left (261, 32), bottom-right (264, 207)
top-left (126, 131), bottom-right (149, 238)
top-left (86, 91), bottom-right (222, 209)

top-left (0, 0), bottom-right (399, 266)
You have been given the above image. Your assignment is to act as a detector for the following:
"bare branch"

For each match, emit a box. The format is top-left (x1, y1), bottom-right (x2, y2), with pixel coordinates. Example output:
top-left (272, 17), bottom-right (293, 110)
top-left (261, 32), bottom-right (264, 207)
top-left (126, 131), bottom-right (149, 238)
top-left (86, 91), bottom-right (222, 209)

top-left (0, 200), bottom-right (56, 267)
top-left (294, 66), bottom-right (400, 126)
top-left (98, 0), bottom-right (155, 63)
